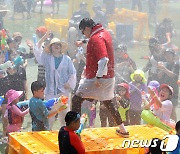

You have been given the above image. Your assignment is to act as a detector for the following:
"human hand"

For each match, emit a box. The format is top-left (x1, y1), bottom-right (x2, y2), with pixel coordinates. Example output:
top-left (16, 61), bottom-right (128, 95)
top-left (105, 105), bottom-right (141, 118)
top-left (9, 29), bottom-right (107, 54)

top-left (157, 62), bottom-right (166, 70)
top-left (75, 41), bottom-right (83, 47)
top-left (44, 31), bottom-right (51, 39)
top-left (7, 67), bottom-right (15, 75)
top-left (148, 87), bottom-right (155, 97)
top-left (58, 104), bottom-right (67, 112)
top-left (116, 95), bottom-right (122, 101)
top-left (26, 40), bottom-right (33, 49)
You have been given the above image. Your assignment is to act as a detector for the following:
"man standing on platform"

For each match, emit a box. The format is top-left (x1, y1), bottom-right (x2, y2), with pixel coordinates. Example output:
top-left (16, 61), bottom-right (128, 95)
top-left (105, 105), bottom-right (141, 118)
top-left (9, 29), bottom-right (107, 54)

top-left (71, 18), bottom-right (129, 137)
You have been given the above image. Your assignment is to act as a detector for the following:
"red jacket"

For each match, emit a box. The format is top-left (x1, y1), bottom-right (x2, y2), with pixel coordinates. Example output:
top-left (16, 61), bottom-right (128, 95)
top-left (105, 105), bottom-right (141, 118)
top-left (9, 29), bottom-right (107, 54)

top-left (85, 24), bottom-right (114, 79)
top-left (58, 126), bottom-right (85, 154)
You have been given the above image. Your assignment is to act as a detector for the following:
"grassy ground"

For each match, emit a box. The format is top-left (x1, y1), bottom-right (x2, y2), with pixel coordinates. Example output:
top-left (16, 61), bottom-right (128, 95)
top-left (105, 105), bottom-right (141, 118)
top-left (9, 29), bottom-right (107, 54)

top-left (0, 0), bottom-right (180, 153)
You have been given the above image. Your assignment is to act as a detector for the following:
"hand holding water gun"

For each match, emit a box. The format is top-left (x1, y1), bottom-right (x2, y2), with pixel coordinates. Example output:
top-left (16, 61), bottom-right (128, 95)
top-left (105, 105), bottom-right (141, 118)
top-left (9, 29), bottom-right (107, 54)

top-left (0, 61), bottom-right (13, 71)
top-left (0, 61), bottom-right (13, 76)
top-left (45, 95), bottom-right (68, 113)
top-left (57, 96), bottom-right (68, 112)
top-left (76, 113), bottom-right (88, 135)
top-left (0, 56), bottom-right (24, 77)
top-left (141, 110), bottom-right (175, 132)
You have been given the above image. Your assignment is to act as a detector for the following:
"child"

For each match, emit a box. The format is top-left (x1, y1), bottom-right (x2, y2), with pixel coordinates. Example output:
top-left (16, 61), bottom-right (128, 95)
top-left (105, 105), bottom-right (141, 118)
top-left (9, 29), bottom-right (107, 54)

top-left (147, 138), bottom-right (166, 154)
top-left (129, 69), bottom-right (147, 125)
top-left (116, 83), bottom-right (130, 126)
top-left (143, 80), bottom-right (160, 110)
top-left (168, 121), bottom-right (180, 154)
top-left (5, 89), bottom-right (29, 134)
top-left (148, 84), bottom-right (173, 124)
top-left (81, 100), bottom-right (96, 128)
top-left (29, 81), bottom-right (66, 131)
top-left (58, 111), bottom-right (85, 154)
top-left (34, 26), bottom-right (48, 86)
top-left (115, 44), bottom-right (137, 83)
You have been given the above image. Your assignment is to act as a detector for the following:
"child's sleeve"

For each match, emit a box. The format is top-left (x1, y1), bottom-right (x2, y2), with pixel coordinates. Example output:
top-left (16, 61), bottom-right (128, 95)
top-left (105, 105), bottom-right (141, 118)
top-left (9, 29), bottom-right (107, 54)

top-left (33, 43), bottom-right (43, 65)
top-left (69, 133), bottom-right (85, 154)
top-left (12, 105), bottom-right (29, 117)
top-left (159, 100), bottom-right (173, 112)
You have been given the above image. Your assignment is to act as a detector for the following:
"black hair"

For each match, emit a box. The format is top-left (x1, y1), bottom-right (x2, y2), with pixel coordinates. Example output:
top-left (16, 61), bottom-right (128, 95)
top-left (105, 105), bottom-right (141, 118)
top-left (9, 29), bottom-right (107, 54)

top-left (31, 81), bottom-right (45, 94)
top-left (65, 111), bottom-right (80, 126)
top-left (148, 138), bottom-right (165, 154)
top-left (175, 120), bottom-right (180, 132)
top-left (79, 18), bottom-right (96, 31)
top-left (149, 37), bottom-right (159, 53)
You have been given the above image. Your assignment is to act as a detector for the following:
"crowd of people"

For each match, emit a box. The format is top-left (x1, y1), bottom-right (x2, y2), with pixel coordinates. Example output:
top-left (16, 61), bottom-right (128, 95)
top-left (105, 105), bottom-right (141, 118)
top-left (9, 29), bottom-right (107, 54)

top-left (0, 0), bottom-right (180, 154)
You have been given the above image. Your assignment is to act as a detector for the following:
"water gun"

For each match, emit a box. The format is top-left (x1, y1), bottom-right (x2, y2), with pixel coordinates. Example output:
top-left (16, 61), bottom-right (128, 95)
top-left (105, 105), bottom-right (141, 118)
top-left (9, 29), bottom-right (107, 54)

top-left (0, 61), bottom-right (13, 77)
top-left (13, 56), bottom-right (24, 68)
top-left (32, 34), bottom-right (37, 45)
top-left (0, 56), bottom-right (24, 73)
top-left (141, 110), bottom-right (175, 132)
top-left (76, 113), bottom-right (88, 136)
top-left (1, 29), bottom-right (7, 51)
top-left (17, 100), bottom-right (29, 111)
top-left (45, 95), bottom-right (68, 112)
top-left (0, 96), bottom-right (4, 106)
top-left (0, 61), bottom-right (13, 71)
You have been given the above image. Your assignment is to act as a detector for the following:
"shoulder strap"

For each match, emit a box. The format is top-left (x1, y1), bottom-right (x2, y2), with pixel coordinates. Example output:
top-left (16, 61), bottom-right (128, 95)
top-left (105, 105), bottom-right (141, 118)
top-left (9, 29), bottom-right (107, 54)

top-left (30, 111), bottom-right (46, 131)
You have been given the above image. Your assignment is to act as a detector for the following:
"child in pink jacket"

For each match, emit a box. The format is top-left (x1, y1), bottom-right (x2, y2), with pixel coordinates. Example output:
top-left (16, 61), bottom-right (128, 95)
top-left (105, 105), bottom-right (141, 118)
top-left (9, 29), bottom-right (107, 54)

top-left (5, 89), bottom-right (29, 134)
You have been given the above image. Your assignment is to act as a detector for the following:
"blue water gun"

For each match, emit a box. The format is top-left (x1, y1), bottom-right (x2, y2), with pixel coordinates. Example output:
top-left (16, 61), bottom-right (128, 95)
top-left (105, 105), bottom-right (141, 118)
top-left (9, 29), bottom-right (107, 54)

top-left (44, 96), bottom-right (68, 111)
top-left (76, 114), bottom-right (88, 135)
top-left (0, 96), bottom-right (4, 106)
top-left (45, 98), bottom-right (58, 110)
top-left (13, 56), bottom-right (24, 68)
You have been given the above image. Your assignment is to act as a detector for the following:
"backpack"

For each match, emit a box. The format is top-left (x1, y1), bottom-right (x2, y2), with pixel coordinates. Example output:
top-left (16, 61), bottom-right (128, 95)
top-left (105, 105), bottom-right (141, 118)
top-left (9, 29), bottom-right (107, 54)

top-left (8, 105), bottom-right (23, 125)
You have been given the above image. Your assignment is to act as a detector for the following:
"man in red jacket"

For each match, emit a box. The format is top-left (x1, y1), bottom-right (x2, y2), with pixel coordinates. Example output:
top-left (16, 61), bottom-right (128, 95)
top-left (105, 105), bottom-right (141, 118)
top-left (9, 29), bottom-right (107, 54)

top-left (72, 18), bottom-right (129, 137)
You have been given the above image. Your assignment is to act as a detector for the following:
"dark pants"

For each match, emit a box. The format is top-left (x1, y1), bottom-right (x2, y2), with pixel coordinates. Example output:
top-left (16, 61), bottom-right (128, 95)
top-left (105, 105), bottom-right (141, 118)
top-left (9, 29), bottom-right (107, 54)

top-left (72, 95), bottom-right (123, 125)
top-left (74, 60), bottom-right (85, 93)
top-left (129, 109), bottom-right (141, 125)
top-left (99, 102), bottom-right (115, 127)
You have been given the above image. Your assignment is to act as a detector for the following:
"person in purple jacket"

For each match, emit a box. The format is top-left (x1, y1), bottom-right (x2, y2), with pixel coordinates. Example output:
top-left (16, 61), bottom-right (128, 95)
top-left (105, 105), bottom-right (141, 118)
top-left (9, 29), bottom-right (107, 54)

top-left (129, 70), bottom-right (147, 125)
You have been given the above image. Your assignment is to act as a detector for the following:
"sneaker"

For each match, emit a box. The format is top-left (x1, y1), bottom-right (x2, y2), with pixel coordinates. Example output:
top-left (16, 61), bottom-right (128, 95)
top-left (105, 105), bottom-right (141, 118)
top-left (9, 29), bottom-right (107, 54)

top-left (116, 129), bottom-right (129, 138)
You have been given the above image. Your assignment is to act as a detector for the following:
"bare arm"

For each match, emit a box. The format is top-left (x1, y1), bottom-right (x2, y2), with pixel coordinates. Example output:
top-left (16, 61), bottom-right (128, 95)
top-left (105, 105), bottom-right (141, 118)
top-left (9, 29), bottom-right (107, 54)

top-left (47, 106), bottom-right (65, 118)
top-left (24, 80), bottom-right (28, 100)
top-left (158, 64), bottom-right (178, 78)
top-left (37, 31), bottom-right (51, 49)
